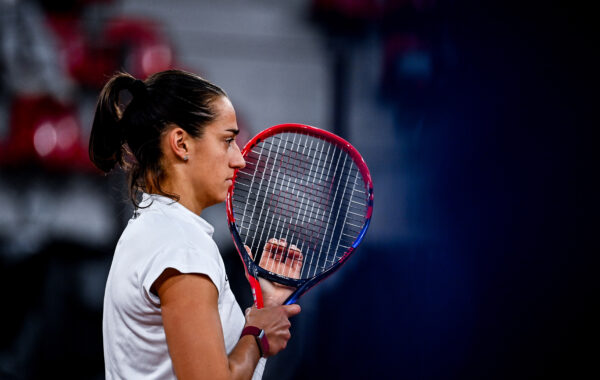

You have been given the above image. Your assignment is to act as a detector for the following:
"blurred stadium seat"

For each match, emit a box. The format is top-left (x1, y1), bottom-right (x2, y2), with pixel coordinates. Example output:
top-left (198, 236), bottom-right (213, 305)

top-left (0, 95), bottom-right (92, 171)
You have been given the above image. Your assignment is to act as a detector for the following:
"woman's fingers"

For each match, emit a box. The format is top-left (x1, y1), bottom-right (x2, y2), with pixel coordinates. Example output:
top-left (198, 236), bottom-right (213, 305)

top-left (282, 304), bottom-right (301, 317)
top-left (244, 304), bottom-right (301, 356)
top-left (283, 243), bottom-right (302, 278)
top-left (258, 238), bottom-right (303, 279)
top-left (264, 238), bottom-right (287, 258)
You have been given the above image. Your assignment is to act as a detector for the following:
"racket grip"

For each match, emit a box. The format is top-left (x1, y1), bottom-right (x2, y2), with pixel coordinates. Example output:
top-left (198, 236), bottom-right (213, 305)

top-left (248, 275), bottom-right (264, 309)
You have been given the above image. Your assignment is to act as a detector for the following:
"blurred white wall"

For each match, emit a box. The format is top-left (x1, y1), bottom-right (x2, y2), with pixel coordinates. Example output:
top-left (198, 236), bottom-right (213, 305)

top-left (117, 0), bottom-right (331, 136)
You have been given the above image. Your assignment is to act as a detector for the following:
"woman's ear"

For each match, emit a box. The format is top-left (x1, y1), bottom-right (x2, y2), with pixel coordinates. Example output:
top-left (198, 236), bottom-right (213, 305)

top-left (167, 126), bottom-right (189, 162)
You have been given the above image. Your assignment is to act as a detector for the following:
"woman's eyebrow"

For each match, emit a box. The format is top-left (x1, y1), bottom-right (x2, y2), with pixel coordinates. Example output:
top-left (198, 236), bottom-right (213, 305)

top-left (225, 128), bottom-right (240, 135)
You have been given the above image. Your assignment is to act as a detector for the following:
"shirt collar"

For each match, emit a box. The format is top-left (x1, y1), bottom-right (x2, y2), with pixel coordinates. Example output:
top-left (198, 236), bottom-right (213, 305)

top-left (138, 193), bottom-right (215, 237)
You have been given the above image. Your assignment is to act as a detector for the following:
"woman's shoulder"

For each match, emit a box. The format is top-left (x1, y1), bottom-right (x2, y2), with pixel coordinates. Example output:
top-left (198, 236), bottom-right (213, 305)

top-left (132, 202), bottom-right (217, 251)
top-left (117, 207), bottom-right (221, 274)
top-left (129, 206), bottom-right (181, 236)
top-left (126, 212), bottom-right (184, 245)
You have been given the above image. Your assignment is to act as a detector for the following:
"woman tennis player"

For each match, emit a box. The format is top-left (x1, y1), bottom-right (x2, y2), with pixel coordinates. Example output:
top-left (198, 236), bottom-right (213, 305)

top-left (89, 69), bottom-right (301, 379)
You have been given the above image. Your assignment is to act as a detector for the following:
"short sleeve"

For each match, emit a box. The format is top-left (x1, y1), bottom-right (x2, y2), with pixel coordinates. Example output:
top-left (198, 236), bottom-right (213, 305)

top-left (140, 243), bottom-right (225, 306)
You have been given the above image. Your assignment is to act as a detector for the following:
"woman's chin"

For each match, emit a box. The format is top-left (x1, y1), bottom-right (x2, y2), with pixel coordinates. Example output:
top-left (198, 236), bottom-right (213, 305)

top-left (214, 194), bottom-right (228, 206)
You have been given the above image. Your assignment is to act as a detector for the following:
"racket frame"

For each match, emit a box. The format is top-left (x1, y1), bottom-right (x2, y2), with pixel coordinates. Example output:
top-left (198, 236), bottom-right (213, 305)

top-left (226, 123), bottom-right (373, 307)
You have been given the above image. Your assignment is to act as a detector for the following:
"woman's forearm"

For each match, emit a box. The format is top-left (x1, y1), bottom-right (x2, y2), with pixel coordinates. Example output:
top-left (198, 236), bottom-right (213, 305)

top-left (227, 335), bottom-right (262, 380)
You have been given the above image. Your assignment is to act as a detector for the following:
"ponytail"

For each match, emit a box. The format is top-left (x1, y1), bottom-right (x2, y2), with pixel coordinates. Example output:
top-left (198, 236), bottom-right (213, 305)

top-left (89, 72), bottom-right (139, 173)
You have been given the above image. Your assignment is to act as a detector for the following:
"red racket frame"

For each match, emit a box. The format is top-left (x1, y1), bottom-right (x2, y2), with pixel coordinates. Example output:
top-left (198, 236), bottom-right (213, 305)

top-left (226, 123), bottom-right (373, 307)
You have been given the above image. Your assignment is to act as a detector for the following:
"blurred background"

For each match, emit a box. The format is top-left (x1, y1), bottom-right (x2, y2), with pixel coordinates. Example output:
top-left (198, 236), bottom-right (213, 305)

top-left (0, 0), bottom-right (581, 379)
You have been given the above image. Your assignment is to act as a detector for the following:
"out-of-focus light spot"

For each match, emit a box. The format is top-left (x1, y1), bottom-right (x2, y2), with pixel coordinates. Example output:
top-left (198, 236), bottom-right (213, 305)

top-left (141, 45), bottom-right (172, 75)
top-left (56, 116), bottom-right (79, 150)
top-left (397, 51), bottom-right (432, 80)
top-left (34, 122), bottom-right (57, 157)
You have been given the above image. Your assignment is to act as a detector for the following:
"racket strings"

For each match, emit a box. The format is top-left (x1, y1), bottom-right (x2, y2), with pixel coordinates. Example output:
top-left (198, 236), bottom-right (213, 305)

top-left (234, 137), bottom-right (366, 276)
top-left (232, 132), bottom-right (368, 279)
top-left (262, 132), bottom-right (301, 278)
top-left (244, 146), bottom-right (360, 183)
top-left (252, 132), bottom-right (297, 273)
top-left (245, 133), bottom-right (331, 277)
top-left (268, 132), bottom-right (322, 279)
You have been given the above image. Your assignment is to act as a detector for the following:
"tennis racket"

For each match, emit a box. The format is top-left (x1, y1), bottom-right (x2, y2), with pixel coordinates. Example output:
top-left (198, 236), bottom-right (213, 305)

top-left (226, 124), bottom-right (373, 308)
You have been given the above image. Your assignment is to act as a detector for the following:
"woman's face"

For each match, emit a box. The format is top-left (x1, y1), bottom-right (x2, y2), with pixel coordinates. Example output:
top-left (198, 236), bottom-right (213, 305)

top-left (187, 96), bottom-right (246, 209)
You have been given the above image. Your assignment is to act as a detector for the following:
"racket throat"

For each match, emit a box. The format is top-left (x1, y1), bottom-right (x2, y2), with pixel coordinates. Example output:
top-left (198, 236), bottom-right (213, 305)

top-left (248, 274), bottom-right (264, 309)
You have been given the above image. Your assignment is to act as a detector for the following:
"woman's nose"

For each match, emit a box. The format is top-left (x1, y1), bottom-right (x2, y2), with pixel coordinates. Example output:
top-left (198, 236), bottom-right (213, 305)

top-left (231, 145), bottom-right (246, 169)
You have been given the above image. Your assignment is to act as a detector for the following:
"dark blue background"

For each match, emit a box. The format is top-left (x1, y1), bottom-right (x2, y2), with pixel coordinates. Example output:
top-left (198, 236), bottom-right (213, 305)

top-left (285, 2), bottom-right (581, 378)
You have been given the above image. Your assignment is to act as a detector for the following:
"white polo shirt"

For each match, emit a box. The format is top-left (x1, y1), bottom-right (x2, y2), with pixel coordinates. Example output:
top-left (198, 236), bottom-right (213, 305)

top-left (102, 194), bottom-right (265, 379)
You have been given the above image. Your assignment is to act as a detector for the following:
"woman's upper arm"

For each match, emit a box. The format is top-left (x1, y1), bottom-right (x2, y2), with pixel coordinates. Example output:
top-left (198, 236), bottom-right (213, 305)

top-left (155, 268), bottom-right (230, 380)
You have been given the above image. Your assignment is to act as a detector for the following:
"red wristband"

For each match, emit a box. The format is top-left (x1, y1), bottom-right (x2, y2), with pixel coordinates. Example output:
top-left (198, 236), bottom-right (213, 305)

top-left (240, 326), bottom-right (269, 357)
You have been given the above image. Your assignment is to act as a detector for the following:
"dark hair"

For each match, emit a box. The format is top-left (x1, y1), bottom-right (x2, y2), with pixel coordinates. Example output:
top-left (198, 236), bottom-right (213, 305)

top-left (89, 69), bottom-right (227, 207)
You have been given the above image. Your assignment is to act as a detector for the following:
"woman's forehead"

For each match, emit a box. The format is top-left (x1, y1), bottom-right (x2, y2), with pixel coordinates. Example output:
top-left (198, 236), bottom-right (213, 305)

top-left (211, 96), bottom-right (234, 116)
top-left (207, 97), bottom-right (237, 133)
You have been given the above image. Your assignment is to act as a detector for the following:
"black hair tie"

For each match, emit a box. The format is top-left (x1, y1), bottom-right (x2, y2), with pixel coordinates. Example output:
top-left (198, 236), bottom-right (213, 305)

top-left (130, 79), bottom-right (148, 99)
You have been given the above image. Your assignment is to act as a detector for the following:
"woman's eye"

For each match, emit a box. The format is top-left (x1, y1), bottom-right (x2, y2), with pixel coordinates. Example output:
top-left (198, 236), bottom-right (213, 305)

top-left (226, 138), bottom-right (234, 145)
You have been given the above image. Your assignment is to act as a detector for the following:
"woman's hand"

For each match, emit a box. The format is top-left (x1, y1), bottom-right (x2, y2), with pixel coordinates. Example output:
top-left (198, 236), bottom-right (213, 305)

top-left (244, 304), bottom-right (301, 357)
top-left (258, 238), bottom-right (303, 278)
top-left (245, 238), bottom-right (304, 307)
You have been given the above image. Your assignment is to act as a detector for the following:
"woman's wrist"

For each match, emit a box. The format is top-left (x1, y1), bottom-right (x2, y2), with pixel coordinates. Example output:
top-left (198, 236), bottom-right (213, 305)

top-left (240, 326), bottom-right (269, 358)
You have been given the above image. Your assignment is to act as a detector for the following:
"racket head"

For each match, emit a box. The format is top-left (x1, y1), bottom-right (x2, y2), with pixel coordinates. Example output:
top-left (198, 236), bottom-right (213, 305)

top-left (226, 124), bottom-right (373, 305)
